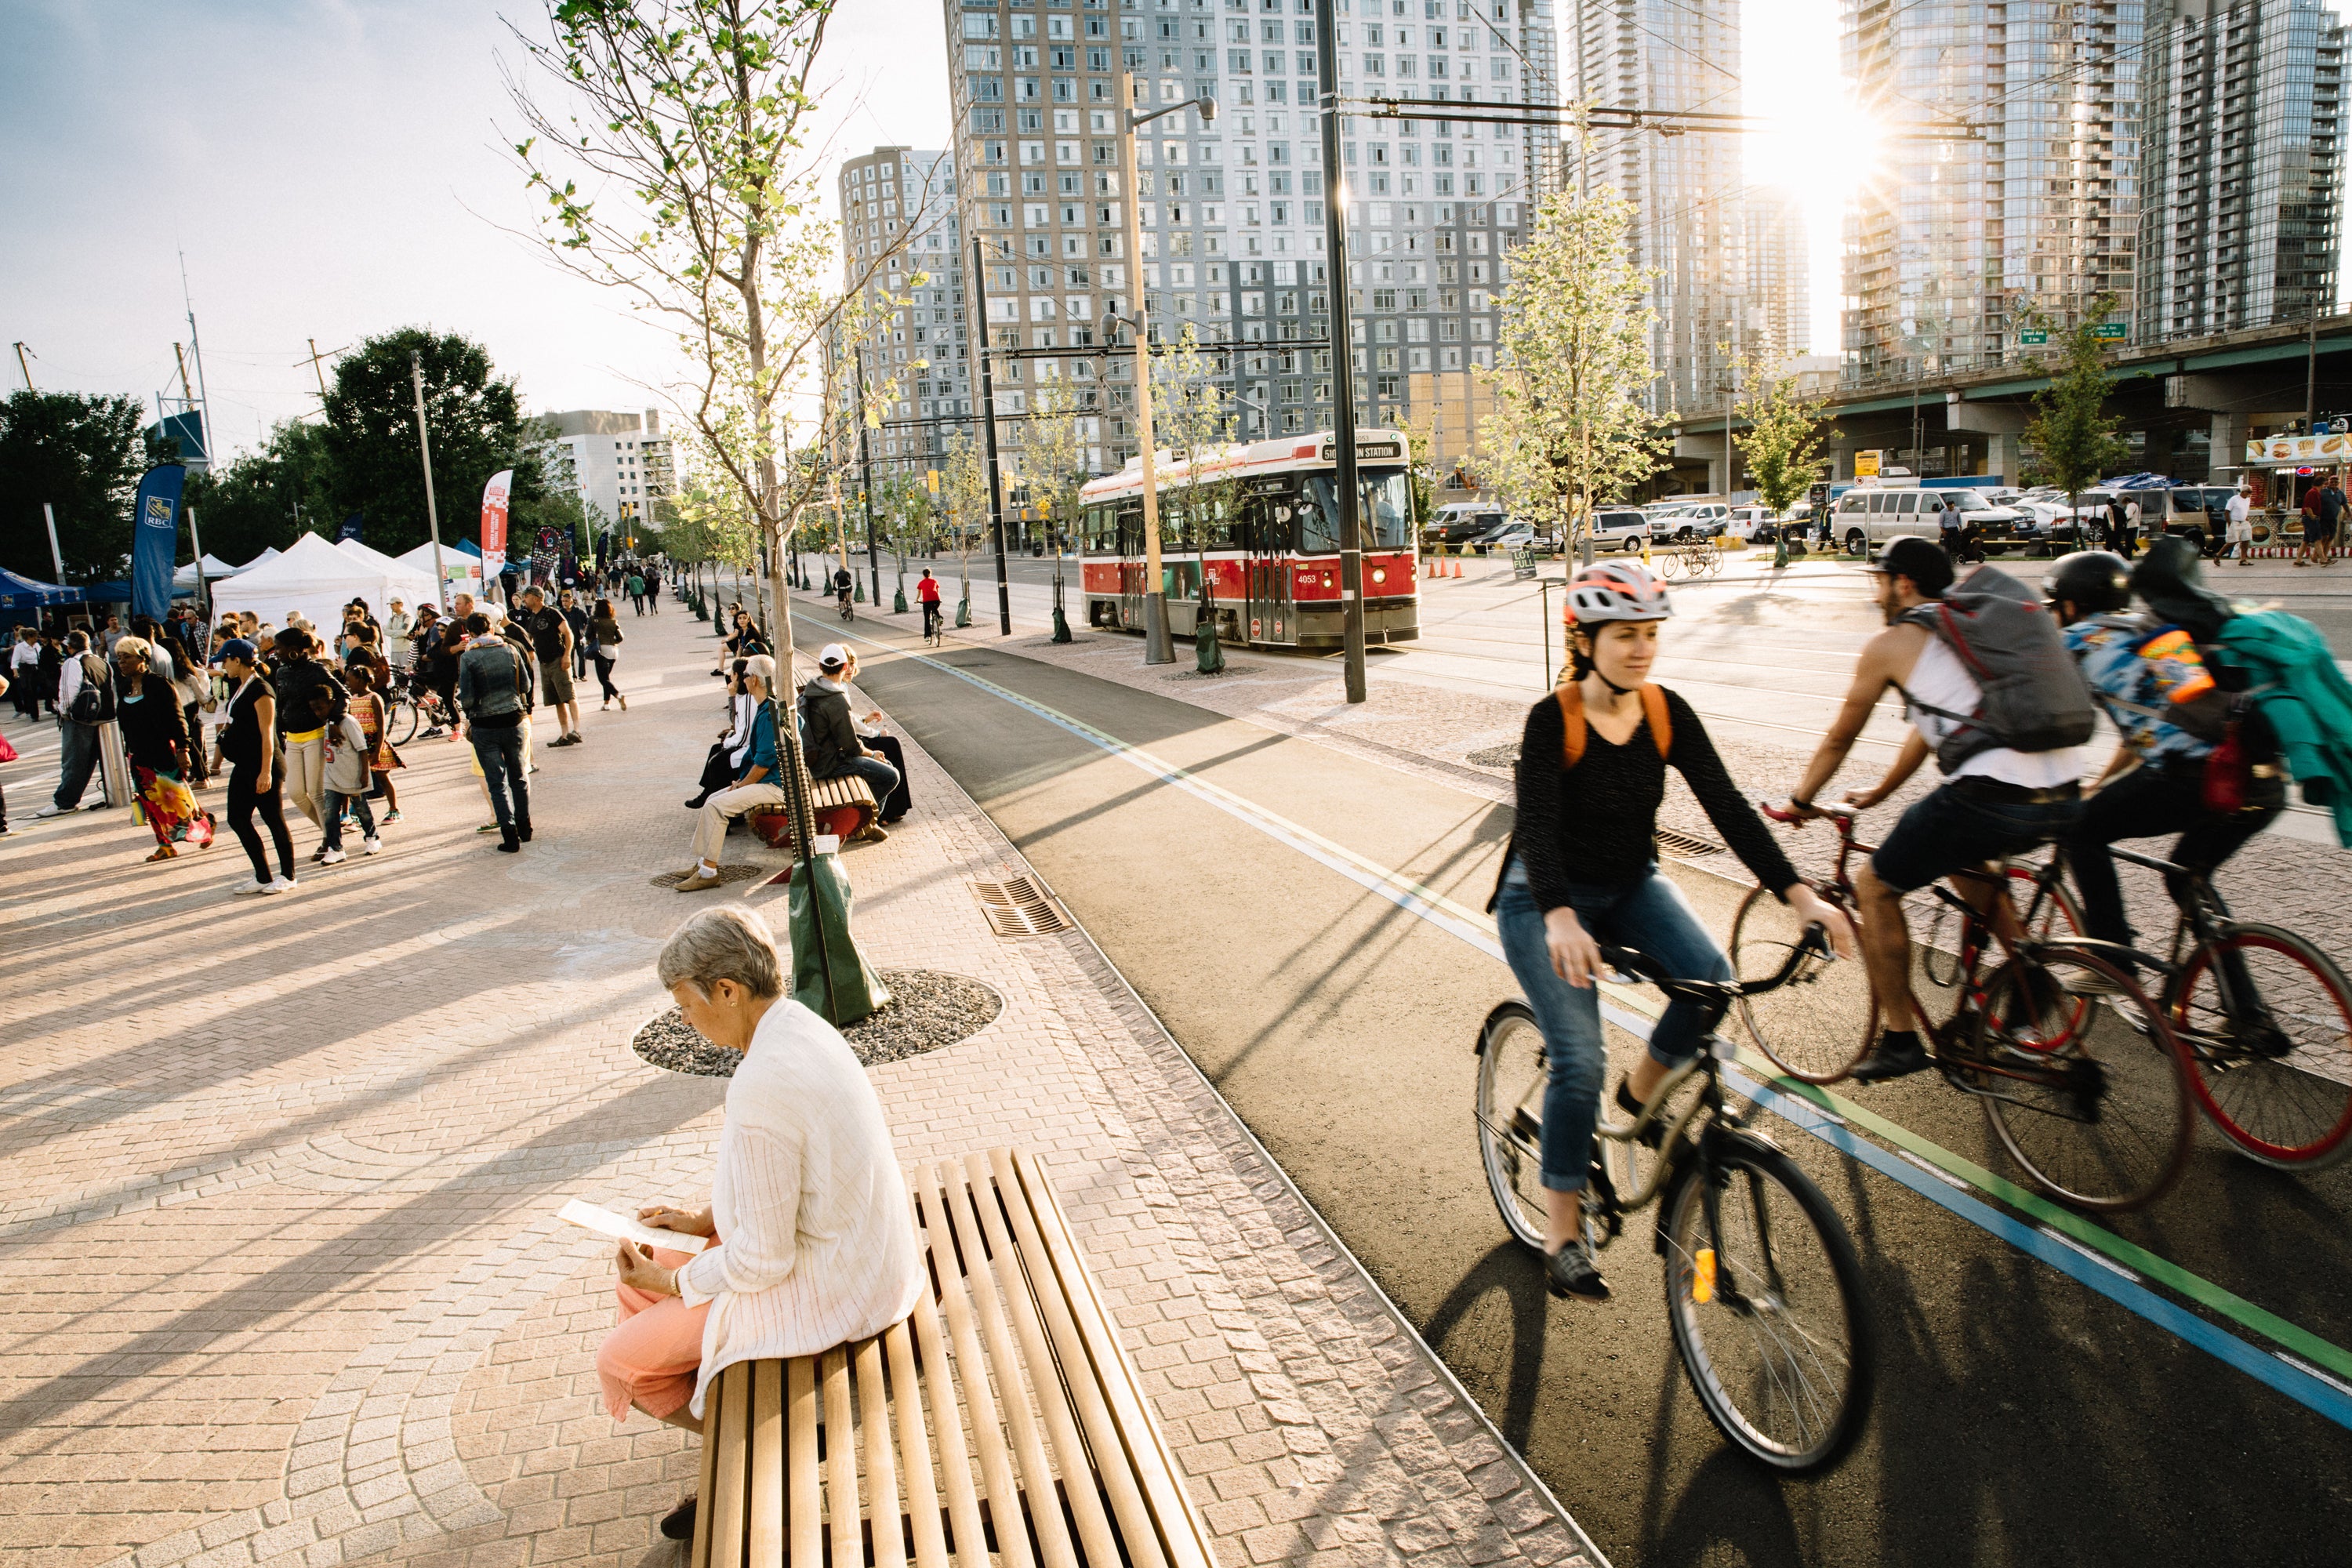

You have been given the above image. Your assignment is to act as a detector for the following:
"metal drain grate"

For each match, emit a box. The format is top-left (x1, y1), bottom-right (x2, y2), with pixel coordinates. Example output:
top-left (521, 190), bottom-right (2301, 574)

top-left (1654, 829), bottom-right (1726, 858)
top-left (971, 876), bottom-right (1074, 936)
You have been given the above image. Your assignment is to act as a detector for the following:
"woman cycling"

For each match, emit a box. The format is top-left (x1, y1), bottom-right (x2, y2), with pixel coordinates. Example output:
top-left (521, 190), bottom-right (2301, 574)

top-left (1490, 562), bottom-right (1852, 1301)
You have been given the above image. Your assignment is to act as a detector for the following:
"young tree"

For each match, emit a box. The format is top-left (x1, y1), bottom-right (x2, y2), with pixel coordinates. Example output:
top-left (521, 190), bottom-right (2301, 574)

top-left (940, 428), bottom-right (989, 622)
top-left (2021, 295), bottom-right (2131, 528)
top-left (1480, 180), bottom-right (1669, 562)
top-left (1146, 326), bottom-right (1241, 664)
top-left (509, 0), bottom-right (909, 1022)
top-left (1732, 356), bottom-right (1837, 516)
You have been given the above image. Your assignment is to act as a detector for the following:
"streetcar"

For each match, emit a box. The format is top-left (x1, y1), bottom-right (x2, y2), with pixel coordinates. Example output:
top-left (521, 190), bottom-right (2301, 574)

top-left (1076, 429), bottom-right (1420, 648)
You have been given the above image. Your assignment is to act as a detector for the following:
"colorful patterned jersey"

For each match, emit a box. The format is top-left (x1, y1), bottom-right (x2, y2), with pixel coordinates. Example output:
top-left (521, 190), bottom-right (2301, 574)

top-left (2063, 612), bottom-right (2218, 764)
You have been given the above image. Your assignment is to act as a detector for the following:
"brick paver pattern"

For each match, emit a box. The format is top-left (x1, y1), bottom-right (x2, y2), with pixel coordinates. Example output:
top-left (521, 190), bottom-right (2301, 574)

top-left (0, 588), bottom-right (1597, 1568)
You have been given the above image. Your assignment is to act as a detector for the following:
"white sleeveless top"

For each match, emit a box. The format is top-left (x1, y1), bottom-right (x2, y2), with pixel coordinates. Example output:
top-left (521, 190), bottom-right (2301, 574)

top-left (1903, 635), bottom-right (2084, 788)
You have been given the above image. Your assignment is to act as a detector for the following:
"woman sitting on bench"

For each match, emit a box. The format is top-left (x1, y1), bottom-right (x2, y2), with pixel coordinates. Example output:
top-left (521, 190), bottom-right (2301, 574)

top-left (597, 905), bottom-right (925, 1540)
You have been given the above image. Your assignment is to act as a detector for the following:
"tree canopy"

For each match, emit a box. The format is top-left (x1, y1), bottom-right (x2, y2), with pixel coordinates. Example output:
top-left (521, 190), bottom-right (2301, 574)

top-left (0, 390), bottom-right (147, 583)
top-left (322, 328), bottom-right (545, 554)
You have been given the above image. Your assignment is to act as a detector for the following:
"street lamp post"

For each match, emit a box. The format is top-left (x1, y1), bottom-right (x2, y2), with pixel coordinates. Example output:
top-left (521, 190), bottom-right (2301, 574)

top-left (967, 235), bottom-right (1014, 634)
top-left (1313, 8), bottom-right (1369, 703)
top-left (853, 345), bottom-right (883, 608)
top-left (1120, 71), bottom-right (1217, 666)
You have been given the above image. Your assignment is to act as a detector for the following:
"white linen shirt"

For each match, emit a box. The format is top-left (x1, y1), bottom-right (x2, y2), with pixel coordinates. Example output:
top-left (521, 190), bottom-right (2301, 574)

top-left (676, 998), bottom-right (924, 1417)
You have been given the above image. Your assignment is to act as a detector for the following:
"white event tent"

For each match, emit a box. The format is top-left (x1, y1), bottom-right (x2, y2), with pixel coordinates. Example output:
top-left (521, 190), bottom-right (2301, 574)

top-left (335, 539), bottom-right (437, 608)
top-left (174, 554), bottom-right (243, 588)
top-left (211, 534), bottom-right (429, 633)
top-left (396, 540), bottom-right (483, 599)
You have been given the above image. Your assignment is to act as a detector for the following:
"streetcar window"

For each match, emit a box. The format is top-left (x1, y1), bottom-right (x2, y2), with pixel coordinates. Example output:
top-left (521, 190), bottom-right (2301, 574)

top-left (1300, 467), bottom-right (1413, 550)
top-left (1083, 503), bottom-right (1120, 554)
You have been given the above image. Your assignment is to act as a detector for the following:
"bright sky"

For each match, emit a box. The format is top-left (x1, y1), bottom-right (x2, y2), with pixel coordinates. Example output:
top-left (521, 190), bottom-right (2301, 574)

top-left (1, 0), bottom-right (1849, 467)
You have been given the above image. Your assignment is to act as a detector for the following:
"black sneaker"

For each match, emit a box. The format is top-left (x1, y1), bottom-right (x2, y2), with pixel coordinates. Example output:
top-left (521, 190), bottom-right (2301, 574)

top-left (1849, 1034), bottom-right (1931, 1082)
top-left (517, 819), bottom-right (533, 843)
top-left (1544, 1242), bottom-right (1611, 1301)
top-left (1614, 1080), bottom-right (1663, 1147)
top-left (659, 1495), bottom-right (698, 1541)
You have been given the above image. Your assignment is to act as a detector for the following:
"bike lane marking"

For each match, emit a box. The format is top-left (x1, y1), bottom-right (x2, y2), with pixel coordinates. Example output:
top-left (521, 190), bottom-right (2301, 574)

top-left (834, 622), bottom-right (2352, 1428)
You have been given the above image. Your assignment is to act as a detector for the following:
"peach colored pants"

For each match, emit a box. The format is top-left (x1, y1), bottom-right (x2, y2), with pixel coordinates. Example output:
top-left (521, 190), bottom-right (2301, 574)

top-left (596, 1242), bottom-right (713, 1421)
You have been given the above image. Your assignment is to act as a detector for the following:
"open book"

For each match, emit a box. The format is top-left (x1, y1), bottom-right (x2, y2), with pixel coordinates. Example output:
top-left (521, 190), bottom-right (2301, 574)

top-left (558, 1199), bottom-right (713, 1254)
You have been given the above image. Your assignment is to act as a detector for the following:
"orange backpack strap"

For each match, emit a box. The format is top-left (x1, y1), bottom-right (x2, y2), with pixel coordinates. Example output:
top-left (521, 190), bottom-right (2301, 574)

top-left (1556, 681), bottom-right (1674, 767)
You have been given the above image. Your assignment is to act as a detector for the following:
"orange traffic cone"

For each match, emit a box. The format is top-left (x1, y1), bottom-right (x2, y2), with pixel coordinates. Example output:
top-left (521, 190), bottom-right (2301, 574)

top-left (1450, 555), bottom-right (1462, 579)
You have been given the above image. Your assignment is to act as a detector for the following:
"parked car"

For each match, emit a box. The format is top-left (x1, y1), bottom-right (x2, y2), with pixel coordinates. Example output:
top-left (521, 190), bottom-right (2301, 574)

top-left (1592, 508), bottom-right (1654, 550)
top-left (1828, 485), bottom-right (2038, 555)
top-left (1650, 503), bottom-right (1730, 541)
top-left (1424, 501), bottom-right (1506, 547)
top-left (1479, 522), bottom-right (1541, 554)
top-left (1723, 505), bottom-right (1780, 543)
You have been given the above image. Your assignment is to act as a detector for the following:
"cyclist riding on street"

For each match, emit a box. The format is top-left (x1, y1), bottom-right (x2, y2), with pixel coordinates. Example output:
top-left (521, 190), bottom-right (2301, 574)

top-left (1787, 535), bottom-right (2090, 1083)
top-left (2046, 543), bottom-right (2285, 972)
top-left (1492, 562), bottom-right (1852, 1301)
top-left (832, 564), bottom-right (855, 612)
top-left (916, 568), bottom-right (943, 639)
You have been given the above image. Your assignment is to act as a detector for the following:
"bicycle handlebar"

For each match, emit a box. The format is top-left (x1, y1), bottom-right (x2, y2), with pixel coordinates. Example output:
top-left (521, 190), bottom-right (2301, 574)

top-left (1595, 925), bottom-right (1831, 1003)
top-left (1759, 799), bottom-right (1858, 826)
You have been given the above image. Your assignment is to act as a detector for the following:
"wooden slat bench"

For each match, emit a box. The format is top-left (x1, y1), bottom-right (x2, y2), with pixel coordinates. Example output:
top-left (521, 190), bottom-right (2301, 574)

top-left (691, 1149), bottom-right (1217, 1568)
top-left (748, 775), bottom-right (877, 851)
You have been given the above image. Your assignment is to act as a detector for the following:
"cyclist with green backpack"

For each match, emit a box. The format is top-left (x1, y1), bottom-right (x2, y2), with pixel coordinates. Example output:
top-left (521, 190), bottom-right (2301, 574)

top-left (1492, 562), bottom-right (1852, 1300)
top-left (1787, 536), bottom-right (2097, 1082)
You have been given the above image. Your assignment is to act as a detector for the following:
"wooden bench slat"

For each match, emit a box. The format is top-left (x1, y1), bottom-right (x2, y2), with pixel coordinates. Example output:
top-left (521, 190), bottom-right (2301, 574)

top-left (855, 1337), bottom-right (908, 1568)
top-left (913, 1167), bottom-right (1034, 1568)
top-left (906, 1272), bottom-right (993, 1568)
top-left (692, 1359), bottom-right (726, 1568)
top-left (985, 1149), bottom-right (1170, 1568)
top-left (712, 1363), bottom-right (753, 1568)
top-left (750, 1360), bottom-right (787, 1565)
top-left (932, 1160), bottom-right (1084, 1568)
top-left (822, 1348), bottom-right (862, 1568)
top-left (789, 1356), bottom-right (823, 1568)
top-left (884, 1319), bottom-right (953, 1568)
top-left (1011, 1149), bottom-right (1219, 1568)
top-left (960, 1152), bottom-right (1125, 1568)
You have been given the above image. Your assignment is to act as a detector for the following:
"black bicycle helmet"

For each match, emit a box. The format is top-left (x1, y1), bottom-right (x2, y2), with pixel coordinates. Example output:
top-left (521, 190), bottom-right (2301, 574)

top-left (2132, 535), bottom-right (2235, 644)
top-left (2042, 550), bottom-right (2132, 615)
top-left (1866, 535), bottom-right (1955, 597)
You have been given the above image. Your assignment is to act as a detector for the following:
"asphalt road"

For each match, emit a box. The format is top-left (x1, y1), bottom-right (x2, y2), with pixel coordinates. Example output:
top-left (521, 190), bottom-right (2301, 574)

top-left (795, 601), bottom-right (2352, 1568)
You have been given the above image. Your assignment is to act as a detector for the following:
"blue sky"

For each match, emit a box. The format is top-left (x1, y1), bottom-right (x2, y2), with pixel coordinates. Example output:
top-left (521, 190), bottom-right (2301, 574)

top-left (0, 0), bottom-right (953, 463)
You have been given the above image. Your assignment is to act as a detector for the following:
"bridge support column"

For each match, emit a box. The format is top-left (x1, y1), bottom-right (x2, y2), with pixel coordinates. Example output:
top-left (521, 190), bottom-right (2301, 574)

top-left (1985, 433), bottom-right (2020, 485)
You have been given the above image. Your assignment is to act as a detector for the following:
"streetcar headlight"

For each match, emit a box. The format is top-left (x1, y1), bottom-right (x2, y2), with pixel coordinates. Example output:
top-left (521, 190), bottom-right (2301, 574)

top-left (1372, 567), bottom-right (1387, 585)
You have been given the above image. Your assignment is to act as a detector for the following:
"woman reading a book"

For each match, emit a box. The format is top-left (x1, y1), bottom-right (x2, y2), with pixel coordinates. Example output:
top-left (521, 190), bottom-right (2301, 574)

top-left (596, 906), bottom-right (924, 1541)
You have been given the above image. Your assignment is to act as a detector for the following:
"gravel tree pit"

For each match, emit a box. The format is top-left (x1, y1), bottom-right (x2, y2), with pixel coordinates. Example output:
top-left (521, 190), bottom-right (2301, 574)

top-left (633, 969), bottom-right (1004, 1076)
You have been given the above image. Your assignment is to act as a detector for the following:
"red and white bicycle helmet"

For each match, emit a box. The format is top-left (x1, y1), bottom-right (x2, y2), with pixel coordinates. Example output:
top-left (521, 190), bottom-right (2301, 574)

top-left (1563, 561), bottom-right (1672, 623)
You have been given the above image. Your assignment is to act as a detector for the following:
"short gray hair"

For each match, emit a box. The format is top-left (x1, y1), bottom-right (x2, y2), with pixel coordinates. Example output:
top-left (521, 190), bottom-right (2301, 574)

top-left (658, 906), bottom-right (784, 1000)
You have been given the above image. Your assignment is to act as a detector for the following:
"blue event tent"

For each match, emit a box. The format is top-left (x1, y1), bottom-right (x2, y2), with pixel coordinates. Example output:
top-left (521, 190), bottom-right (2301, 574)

top-left (0, 568), bottom-right (76, 609)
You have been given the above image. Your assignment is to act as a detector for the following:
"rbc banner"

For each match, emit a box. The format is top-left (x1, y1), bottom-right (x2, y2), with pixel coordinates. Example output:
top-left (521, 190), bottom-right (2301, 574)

top-left (129, 463), bottom-right (188, 623)
top-left (480, 469), bottom-right (513, 584)
top-left (337, 511), bottom-right (365, 543)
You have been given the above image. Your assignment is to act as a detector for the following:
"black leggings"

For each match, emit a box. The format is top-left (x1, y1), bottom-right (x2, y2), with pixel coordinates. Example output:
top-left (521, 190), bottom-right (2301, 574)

top-left (592, 653), bottom-right (620, 701)
top-left (228, 767), bottom-right (296, 882)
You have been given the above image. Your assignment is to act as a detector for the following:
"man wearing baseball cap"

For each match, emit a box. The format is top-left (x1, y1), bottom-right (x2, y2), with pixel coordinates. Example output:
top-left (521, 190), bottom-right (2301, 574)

top-left (800, 644), bottom-right (900, 843)
top-left (677, 655), bottom-right (786, 890)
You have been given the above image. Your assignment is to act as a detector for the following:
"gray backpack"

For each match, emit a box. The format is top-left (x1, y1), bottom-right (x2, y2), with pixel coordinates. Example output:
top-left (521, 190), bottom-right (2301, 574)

top-left (1900, 566), bottom-right (2097, 771)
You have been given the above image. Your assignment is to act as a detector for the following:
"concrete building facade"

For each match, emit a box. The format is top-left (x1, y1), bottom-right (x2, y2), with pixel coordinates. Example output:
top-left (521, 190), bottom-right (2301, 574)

top-left (532, 409), bottom-right (672, 544)
top-left (835, 147), bottom-right (972, 478)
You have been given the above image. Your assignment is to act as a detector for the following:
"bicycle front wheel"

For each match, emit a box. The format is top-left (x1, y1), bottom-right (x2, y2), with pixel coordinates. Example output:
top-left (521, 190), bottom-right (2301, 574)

top-left (2172, 924), bottom-right (2352, 1169)
top-left (1664, 1133), bottom-right (1872, 1473)
top-left (389, 697), bottom-right (419, 746)
top-left (1475, 1003), bottom-right (1552, 1251)
top-left (1974, 946), bottom-right (2193, 1210)
top-left (1730, 884), bottom-right (1874, 1083)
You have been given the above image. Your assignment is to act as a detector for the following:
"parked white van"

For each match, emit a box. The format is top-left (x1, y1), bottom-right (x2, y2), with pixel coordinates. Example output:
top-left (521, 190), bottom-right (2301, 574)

top-left (1829, 486), bottom-right (2035, 554)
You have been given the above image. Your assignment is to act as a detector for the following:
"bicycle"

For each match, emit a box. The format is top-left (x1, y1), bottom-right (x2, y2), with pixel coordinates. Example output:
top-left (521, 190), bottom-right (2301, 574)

top-left (837, 588), bottom-right (855, 623)
top-left (387, 686), bottom-right (453, 746)
top-left (921, 601), bottom-right (945, 646)
top-left (1475, 931), bottom-right (1874, 1473)
top-left (1729, 802), bottom-right (2194, 1210)
top-left (2078, 843), bottom-right (2352, 1169)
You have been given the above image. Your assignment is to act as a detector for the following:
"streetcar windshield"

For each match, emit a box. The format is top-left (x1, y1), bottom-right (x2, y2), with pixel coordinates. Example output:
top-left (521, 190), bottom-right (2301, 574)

top-left (1301, 468), bottom-right (1414, 551)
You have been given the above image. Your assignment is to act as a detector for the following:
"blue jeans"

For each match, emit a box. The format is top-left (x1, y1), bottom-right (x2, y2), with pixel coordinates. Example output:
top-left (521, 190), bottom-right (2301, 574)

top-left (470, 723), bottom-right (532, 832)
top-left (1497, 865), bottom-right (1733, 1193)
top-left (1871, 780), bottom-right (2083, 896)
top-left (53, 719), bottom-right (100, 810)
top-left (823, 754), bottom-right (902, 805)
top-left (322, 787), bottom-right (376, 851)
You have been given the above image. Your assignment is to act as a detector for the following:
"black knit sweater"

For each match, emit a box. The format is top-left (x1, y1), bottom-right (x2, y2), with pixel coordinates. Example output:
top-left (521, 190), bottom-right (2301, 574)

top-left (1490, 685), bottom-right (1798, 912)
top-left (117, 673), bottom-right (191, 771)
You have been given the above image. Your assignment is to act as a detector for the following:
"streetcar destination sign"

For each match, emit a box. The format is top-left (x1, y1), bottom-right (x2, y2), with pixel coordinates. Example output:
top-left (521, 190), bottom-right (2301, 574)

top-left (1320, 440), bottom-right (1405, 461)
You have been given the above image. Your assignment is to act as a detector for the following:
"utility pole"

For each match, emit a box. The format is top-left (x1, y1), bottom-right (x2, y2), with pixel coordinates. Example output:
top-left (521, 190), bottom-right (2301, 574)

top-left (2307, 303), bottom-right (2321, 430)
top-left (180, 253), bottom-right (217, 469)
top-left (1316, 0), bottom-right (1368, 703)
top-left (42, 503), bottom-right (64, 581)
top-left (968, 234), bottom-right (1014, 634)
top-left (852, 346), bottom-right (884, 608)
top-left (409, 351), bottom-right (449, 609)
top-left (13, 342), bottom-right (34, 392)
top-left (298, 339), bottom-right (340, 412)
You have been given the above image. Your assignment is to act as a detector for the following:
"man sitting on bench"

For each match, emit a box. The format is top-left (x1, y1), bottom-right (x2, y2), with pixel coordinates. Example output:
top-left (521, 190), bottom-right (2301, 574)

top-left (801, 643), bottom-right (900, 844)
top-left (597, 906), bottom-right (925, 1541)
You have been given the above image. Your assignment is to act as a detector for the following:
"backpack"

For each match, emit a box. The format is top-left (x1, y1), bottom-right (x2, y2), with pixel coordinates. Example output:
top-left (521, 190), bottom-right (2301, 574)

top-left (67, 654), bottom-right (114, 724)
top-left (1899, 565), bottom-right (2097, 771)
top-left (1555, 681), bottom-right (1671, 767)
top-left (2212, 608), bottom-right (2352, 846)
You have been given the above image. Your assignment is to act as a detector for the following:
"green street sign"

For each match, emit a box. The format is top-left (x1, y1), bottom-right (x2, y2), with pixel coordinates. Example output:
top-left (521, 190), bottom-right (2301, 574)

top-left (2095, 323), bottom-right (2128, 339)
top-left (2018, 330), bottom-right (2049, 345)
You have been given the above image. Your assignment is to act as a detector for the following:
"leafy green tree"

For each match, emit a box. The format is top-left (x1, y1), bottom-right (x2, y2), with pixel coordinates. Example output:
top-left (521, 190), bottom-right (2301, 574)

top-left (181, 421), bottom-right (342, 566)
top-left (322, 328), bottom-right (543, 556)
top-left (2020, 295), bottom-right (2131, 523)
top-left (1732, 356), bottom-right (1837, 515)
top-left (1482, 179), bottom-right (1668, 559)
top-left (0, 390), bottom-right (147, 583)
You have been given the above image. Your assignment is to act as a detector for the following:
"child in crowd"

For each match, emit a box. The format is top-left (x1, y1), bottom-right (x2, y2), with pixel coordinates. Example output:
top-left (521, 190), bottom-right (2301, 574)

top-left (313, 690), bottom-right (379, 865)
